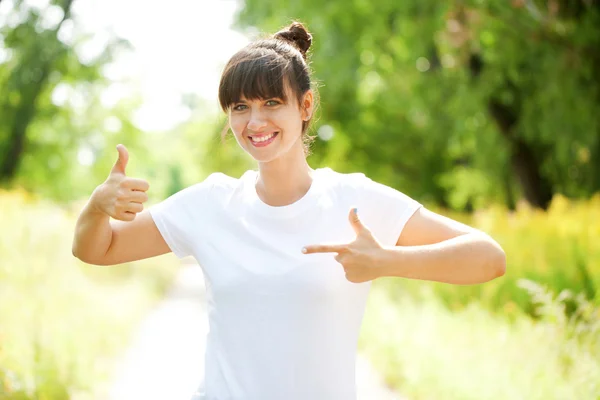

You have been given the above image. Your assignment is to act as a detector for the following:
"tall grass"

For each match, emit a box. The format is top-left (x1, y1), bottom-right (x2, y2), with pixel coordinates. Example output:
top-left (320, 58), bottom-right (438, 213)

top-left (360, 280), bottom-right (600, 400)
top-left (359, 194), bottom-right (600, 399)
top-left (384, 194), bottom-right (600, 318)
top-left (2, 189), bottom-right (599, 399)
top-left (0, 190), bottom-right (179, 399)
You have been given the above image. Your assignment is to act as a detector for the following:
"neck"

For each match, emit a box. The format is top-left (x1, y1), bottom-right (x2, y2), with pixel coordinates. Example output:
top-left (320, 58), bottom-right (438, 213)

top-left (255, 144), bottom-right (313, 207)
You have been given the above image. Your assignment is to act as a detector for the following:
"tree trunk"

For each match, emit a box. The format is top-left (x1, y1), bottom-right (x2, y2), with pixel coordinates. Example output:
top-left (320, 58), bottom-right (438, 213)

top-left (503, 165), bottom-right (516, 211)
top-left (590, 131), bottom-right (600, 194)
top-left (0, 0), bottom-right (75, 183)
top-left (488, 99), bottom-right (554, 209)
top-left (466, 51), bottom-right (555, 209)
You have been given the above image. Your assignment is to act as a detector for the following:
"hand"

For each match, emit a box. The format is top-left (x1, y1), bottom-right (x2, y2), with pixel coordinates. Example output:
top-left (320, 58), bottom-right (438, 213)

top-left (90, 144), bottom-right (150, 221)
top-left (302, 208), bottom-right (385, 283)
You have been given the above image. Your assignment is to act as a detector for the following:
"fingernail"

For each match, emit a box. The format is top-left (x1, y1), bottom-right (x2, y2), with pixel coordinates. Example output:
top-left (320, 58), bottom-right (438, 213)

top-left (353, 208), bottom-right (358, 215)
top-left (301, 247), bottom-right (307, 254)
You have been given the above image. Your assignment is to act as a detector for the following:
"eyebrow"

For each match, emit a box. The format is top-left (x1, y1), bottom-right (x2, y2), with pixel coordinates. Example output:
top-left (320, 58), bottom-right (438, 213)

top-left (236, 97), bottom-right (285, 103)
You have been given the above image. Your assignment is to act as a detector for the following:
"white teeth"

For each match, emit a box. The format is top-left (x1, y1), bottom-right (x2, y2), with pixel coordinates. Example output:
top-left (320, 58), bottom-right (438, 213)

top-left (251, 132), bottom-right (276, 143)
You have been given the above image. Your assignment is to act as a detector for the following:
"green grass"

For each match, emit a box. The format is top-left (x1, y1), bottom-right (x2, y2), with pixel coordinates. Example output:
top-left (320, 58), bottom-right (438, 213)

top-left (414, 194), bottom-right (600, 315)
top-left (3, 189), bottom-right (599, 399)
top-left (359, 279), bottom-right (600, 400)
top-left (358, 194), bottom-right (600, 399)
top-left (0, 191), bottom-right (180, 399)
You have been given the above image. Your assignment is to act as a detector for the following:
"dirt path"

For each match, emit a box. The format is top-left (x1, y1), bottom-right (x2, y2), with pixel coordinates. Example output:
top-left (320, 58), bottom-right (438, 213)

top-left (108, 263), bottom-right (406, 400)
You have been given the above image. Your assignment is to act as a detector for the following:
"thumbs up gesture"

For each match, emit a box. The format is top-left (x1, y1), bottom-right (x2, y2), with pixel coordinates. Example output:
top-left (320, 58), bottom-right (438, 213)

top-left (302, 208), bottom-right (385, 283)
top-left (90, 144), bottom-right (150, 221)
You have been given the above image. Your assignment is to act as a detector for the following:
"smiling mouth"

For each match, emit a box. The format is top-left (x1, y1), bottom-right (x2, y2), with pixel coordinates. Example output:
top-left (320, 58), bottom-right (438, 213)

top-left (249, 132), bottom-right (279, 146)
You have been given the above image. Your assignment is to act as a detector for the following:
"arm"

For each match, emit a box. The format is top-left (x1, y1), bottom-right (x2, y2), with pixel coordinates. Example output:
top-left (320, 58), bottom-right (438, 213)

top-left (72, 144), bottom-right (171, 266)
top-left (73, 205), bottom-right (171, 266)
top-left (378, 207), bottom-right (506, 285)
top-left (72, 200), bottom-right (114, 263)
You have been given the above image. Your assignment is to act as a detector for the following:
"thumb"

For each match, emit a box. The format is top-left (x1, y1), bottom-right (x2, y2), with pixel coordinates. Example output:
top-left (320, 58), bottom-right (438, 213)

top-left (111, 144), bottom-right (129, 175)
top-left (348, 207), bottom-right (367, 235)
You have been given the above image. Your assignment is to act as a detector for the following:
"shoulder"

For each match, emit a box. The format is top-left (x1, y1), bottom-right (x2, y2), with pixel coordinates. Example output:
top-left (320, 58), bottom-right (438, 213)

top-left (321, 168), bottom-right (394, 195)
top-left (202, 171), bottom-right (241, 191)
top-left (164, 171), bottom-right (245, 203)
top-left (319, 168), bottom-right (368, 190)
top-left (322, 168), bottom-right (419, 205)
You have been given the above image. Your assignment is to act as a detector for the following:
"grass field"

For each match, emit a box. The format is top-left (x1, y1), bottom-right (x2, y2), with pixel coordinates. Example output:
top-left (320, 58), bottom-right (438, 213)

top-left (0, 190), bottom-right (180, 399)
top-left (1, 190), bottom-right (599, 399)
top-left (360, 280), bottom-right (600, 400)
top-left (360, 194), bottom-right (600, 400)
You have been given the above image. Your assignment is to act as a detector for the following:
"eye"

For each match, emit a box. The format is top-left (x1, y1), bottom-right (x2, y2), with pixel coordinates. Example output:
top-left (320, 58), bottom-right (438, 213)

top-left (232, 104), bottom-right (247, 111)
top-left (266, 99), bottom-right (281, 106)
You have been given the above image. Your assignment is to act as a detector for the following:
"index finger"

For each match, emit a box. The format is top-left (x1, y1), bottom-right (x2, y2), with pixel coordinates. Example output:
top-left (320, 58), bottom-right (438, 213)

top-left (302, 244), bottom-right (347, 254)
top-left (123, 178), bottom-right (150, 192)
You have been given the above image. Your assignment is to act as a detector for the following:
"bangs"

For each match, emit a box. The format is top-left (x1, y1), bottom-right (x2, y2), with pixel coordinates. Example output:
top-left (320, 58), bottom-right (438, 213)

top-left (218, 50), bottom-right (295, 111)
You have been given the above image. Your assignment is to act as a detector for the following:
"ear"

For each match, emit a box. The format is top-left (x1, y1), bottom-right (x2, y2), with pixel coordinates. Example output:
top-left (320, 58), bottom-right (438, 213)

top-left (301, 89), bottom-right (314, 121)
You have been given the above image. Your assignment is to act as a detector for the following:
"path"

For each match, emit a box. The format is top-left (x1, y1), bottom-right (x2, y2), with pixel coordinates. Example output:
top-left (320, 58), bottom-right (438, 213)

top-left (108, 262), bottom-right (406, 400)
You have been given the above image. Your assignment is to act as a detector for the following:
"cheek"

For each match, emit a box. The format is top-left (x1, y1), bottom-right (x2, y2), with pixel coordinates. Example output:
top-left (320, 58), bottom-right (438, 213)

top-left (277, 110), bottom-right (303, 132)
top-left (229, 116), bottom-right (246, 137)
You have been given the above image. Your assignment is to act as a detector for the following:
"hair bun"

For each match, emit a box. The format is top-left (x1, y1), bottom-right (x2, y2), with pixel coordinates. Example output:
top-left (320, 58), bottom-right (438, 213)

top-left (274, 22), bottom-right (312, 60)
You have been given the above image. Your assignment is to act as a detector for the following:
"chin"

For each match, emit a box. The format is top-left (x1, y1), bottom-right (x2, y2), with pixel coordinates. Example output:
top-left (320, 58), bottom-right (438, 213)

top-left (249, 152), bottom-right (279, 164)
top-left (243, 141), bottom-right (281, 163)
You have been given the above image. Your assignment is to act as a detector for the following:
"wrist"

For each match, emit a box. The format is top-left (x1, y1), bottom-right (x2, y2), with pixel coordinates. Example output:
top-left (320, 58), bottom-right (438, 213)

top-left (86, 188), bottom-right (109, 218)
top-left (373, 246), bottom-right (404, 278)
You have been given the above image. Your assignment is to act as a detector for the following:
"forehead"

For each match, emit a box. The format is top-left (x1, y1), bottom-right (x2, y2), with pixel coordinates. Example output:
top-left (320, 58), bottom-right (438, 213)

top-left (219, 51), bottom-right (304, 110)
top-left (237, 83), bottom-right (298, 103)
top-left (238, 87), bottom-right (291, 101)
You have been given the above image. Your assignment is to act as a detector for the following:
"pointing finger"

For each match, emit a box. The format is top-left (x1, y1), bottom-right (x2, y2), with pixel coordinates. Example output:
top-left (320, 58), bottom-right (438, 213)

top-left (122, 178), bottom-right (150, 192)
top-left (302, 244), bottom-right (347, 254)
top-left (129, 190), bottom-right (149, 203)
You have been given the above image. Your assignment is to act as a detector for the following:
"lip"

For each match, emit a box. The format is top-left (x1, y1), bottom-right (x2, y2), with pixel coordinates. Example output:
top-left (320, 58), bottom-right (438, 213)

top-left (248, 131), bottom-right (278, 138)
top-left (248, 131), bottom-right (279, 147)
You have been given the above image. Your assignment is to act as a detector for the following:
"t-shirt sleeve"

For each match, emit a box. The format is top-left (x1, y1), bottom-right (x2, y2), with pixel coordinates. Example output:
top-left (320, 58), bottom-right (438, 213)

top-left (148, 179), bottom-right (213, 259)
top-left (356, 174), bottom-right (422, 246)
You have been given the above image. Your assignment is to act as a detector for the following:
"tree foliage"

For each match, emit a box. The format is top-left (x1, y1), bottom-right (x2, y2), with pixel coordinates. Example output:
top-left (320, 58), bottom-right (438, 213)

top-left (0, 0), bottom-right (145, 202)
top-left (233, 0), bottom-right (600, 210)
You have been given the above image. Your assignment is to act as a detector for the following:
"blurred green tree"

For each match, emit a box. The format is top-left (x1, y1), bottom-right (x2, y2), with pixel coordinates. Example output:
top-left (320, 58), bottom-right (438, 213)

top-left (232, 0), bottom-right (600, 210)
top-left (0, 0), bottom-right (144, 202)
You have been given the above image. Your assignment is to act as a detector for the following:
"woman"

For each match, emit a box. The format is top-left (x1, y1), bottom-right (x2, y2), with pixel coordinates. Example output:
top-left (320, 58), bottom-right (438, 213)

top-left (73, 21), bottom-right (506, 400)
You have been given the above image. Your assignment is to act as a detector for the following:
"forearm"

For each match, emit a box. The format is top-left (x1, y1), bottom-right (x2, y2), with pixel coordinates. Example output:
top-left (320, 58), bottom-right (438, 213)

top-left (378, 232), bottom-right (506, 285)
top-left (72, 200), bottom-right (113, 263)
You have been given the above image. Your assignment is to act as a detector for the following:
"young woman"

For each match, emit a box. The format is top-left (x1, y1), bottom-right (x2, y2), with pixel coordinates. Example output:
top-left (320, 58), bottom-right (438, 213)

top-left (73, 21), bottom-right (506, 400)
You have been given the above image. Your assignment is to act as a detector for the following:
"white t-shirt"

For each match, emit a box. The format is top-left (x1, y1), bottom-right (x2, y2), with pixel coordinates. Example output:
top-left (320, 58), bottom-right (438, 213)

top-left (148, 167), bottom-right (421, 400)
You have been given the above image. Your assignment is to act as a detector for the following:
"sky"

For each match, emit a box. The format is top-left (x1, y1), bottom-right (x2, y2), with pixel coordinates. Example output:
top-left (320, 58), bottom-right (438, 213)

top-left (80, 0), bottom-right (250, 131)
top-left (0, 0), bottom-right (251, 131)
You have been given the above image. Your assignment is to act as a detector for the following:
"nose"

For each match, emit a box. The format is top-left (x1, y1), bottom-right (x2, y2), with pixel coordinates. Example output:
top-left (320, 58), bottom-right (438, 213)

top-left (247, 108), bottom-right (268, 132)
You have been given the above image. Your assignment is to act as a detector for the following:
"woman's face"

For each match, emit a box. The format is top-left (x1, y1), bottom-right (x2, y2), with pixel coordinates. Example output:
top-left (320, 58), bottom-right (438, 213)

top-left (228, 87), bottom-right (313, 164)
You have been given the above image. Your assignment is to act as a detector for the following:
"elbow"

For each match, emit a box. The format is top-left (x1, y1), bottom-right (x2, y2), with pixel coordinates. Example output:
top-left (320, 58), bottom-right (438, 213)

top-left (72, 248), bottom-right (110, 266)
top-left (477, 232), bottom-right (506, 280)
top-left (72, 244), bottom-right (81, 260)
top-left (72, 245), bottom-right (83, 262)
top-left (72, 245), bottom-right (88, 264)
top-left (491, 248), bottom-right (506, 279)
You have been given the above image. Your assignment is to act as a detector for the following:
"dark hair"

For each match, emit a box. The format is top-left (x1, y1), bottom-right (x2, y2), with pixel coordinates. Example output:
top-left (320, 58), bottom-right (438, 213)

top-left (218, 21), bottom-right (318, 154)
